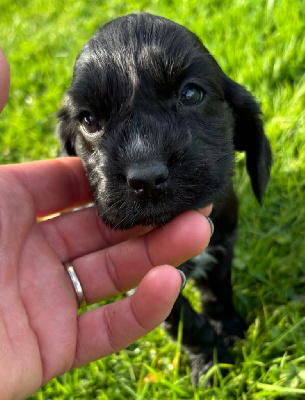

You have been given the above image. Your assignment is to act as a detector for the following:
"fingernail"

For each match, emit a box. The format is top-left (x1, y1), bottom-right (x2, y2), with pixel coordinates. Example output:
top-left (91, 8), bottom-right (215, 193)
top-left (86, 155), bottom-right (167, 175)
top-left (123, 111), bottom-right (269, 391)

top-left (205, 216), bottom-right (214, 237)
top-left (178, 269), bottom-right (187, 292)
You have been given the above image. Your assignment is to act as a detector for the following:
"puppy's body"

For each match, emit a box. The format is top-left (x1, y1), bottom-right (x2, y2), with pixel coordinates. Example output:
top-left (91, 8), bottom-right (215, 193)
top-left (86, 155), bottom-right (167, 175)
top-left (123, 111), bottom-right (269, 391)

top-left (58, 13), bottom-right (272, 381)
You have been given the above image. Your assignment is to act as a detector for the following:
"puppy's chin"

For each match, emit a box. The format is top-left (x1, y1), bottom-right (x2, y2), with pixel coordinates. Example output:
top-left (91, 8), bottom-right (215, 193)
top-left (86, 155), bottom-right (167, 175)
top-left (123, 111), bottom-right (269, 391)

top-left (95, 198), bottom-right (212, 230)
top-left (100, 212), bottom-right (175, 230)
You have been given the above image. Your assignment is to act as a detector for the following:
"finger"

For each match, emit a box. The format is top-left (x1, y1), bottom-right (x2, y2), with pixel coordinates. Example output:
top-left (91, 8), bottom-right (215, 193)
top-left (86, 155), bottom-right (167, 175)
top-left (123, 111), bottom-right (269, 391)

top-left (0, 46), bottom-right (10, 114)
top-left (198, 204), bottom-right (213, 215)
top-left (40, 203), bottom-right (213, 263)
top-left (72, 265), bottom-right (182, 368)
top-left (40, 206), bottom-right (152, 262)
top-left (1, 158), bottom-right (93, 217)
top-left (72, 210), bottom-right (211, 304)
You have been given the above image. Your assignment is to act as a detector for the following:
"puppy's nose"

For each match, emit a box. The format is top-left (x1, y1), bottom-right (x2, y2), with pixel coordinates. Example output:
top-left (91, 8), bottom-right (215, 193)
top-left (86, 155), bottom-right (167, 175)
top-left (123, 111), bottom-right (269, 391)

top-left (126, 161), bottom-right (169, 198)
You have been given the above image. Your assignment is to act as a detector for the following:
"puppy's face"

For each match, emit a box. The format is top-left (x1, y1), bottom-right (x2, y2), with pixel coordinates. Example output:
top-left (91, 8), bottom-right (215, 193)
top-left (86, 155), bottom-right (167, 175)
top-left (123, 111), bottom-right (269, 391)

top-left (58, 13), bottom-right (270, 229)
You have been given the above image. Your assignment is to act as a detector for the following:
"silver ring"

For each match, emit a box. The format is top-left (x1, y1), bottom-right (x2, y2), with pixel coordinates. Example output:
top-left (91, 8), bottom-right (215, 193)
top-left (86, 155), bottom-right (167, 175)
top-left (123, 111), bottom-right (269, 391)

top-left (177, 269), bottom-right (187, 292)
top-left (205, 216), bottom-right (214, 237)
top-left (63, 262), bottom-right (86, 307)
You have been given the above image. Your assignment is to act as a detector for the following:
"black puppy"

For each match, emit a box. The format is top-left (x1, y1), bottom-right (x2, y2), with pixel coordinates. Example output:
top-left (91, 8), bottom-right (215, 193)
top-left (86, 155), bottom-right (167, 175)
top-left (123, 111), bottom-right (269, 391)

top-left (58, 13), bottom-right (272, 382)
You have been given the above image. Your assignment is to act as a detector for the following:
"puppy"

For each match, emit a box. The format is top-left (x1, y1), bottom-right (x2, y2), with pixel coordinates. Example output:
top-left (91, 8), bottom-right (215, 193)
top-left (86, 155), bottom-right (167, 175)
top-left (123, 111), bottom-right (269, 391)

top-left (58, 13), bottom-right (272, 382)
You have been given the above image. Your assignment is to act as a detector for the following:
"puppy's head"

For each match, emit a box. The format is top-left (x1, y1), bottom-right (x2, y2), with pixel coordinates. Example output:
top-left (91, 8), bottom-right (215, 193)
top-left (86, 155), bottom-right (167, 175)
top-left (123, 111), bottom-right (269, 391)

top-left (58, 13), bottom-right (271, 229)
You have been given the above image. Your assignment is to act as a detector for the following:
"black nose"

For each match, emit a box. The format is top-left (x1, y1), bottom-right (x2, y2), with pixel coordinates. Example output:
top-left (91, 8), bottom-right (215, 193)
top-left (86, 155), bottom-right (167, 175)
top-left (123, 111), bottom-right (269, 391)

top-left (126, 161), bottom-right (169, 198)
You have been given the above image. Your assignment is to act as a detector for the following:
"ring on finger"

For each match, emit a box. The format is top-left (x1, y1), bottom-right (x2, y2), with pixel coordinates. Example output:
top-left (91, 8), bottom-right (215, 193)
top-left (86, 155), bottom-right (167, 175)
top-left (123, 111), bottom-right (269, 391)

top-left (63, 261), bottom-right (87, 308)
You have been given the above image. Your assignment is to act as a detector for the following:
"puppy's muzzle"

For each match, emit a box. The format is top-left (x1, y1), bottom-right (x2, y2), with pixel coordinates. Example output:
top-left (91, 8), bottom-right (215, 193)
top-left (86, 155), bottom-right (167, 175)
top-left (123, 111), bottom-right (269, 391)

top-left (126, 160), bottom-right (169, 199)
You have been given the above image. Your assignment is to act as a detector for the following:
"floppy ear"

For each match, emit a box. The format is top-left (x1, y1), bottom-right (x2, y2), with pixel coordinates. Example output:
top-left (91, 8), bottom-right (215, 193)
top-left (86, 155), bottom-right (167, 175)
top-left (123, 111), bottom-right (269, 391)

top-left (57, 99), bottom-right (77, 156)
top-left (224, 76), bottom-right (272, 203)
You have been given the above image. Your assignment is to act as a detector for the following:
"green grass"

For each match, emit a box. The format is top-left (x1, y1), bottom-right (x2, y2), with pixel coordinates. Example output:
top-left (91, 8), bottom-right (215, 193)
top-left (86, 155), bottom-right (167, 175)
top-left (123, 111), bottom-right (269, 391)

top-left (1, 0), bottom-right (305, 398)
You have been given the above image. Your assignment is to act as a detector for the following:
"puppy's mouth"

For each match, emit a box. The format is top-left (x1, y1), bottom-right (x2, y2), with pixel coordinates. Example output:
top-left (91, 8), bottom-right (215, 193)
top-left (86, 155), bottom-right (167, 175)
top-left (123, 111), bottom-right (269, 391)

top-left (86, 146), bottom-right (227, 230)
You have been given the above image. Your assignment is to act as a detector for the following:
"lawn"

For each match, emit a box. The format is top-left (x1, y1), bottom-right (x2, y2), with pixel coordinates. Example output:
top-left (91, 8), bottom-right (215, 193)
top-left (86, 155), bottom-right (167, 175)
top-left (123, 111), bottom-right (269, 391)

top-left (0, 0), bottom-right (305, 398)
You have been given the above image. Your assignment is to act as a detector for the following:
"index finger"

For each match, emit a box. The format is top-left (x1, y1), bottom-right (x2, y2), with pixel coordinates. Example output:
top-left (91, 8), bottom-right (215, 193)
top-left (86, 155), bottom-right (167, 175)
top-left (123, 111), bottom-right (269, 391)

top-left (1, 157), bottom-right (93, 217)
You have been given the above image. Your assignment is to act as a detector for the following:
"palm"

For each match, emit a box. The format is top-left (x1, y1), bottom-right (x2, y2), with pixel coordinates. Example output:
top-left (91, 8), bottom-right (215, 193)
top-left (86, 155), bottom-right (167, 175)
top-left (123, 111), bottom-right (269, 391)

top-left (0, 163), bottom-right (81, 398)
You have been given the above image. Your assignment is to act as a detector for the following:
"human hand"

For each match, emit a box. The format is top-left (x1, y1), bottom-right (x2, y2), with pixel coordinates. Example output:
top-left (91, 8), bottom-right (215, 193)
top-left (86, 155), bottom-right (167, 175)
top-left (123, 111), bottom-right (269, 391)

top-left (0, 159), bottom-right (212, 400)
top-left (0, 47), bottom-right (212, 400)
top-left (0, 46), bottom-right (10, 114)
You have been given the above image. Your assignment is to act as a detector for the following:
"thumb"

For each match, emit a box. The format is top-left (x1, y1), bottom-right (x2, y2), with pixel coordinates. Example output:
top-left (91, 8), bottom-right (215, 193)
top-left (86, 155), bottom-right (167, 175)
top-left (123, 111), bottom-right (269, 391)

top-left (0, 47), bottom-right (10, 114)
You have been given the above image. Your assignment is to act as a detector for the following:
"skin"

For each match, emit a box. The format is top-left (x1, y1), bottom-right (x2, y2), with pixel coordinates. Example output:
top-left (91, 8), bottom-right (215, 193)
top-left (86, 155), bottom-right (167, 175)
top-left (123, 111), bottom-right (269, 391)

top-left (0, 46), bottom-right (10, 113)
top-left (0, 46), bottom-right (212, 399)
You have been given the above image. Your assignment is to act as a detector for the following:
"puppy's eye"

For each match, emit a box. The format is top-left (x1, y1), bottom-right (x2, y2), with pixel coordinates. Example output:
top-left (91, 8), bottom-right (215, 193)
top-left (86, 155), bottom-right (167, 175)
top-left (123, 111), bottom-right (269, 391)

top-left (180, 85), bottom-right (205, 106)
top-left (81, 114), bottom-right (103, 134)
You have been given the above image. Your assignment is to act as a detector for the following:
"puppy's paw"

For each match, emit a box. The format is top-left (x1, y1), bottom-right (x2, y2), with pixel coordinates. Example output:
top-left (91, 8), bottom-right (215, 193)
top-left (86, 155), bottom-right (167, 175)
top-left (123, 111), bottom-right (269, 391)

top-left (209, 313), bottom-right (247, 347)
top-left (222, 314), bottom-right (248, 346)
top-left (189, 338), bottom-right (234, 386)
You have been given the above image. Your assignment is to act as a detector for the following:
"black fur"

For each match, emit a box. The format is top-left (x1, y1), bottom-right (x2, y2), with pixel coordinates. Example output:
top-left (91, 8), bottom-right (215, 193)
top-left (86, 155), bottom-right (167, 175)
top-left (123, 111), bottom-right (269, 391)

top-left (58, 13), bottom-right (272, 383)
